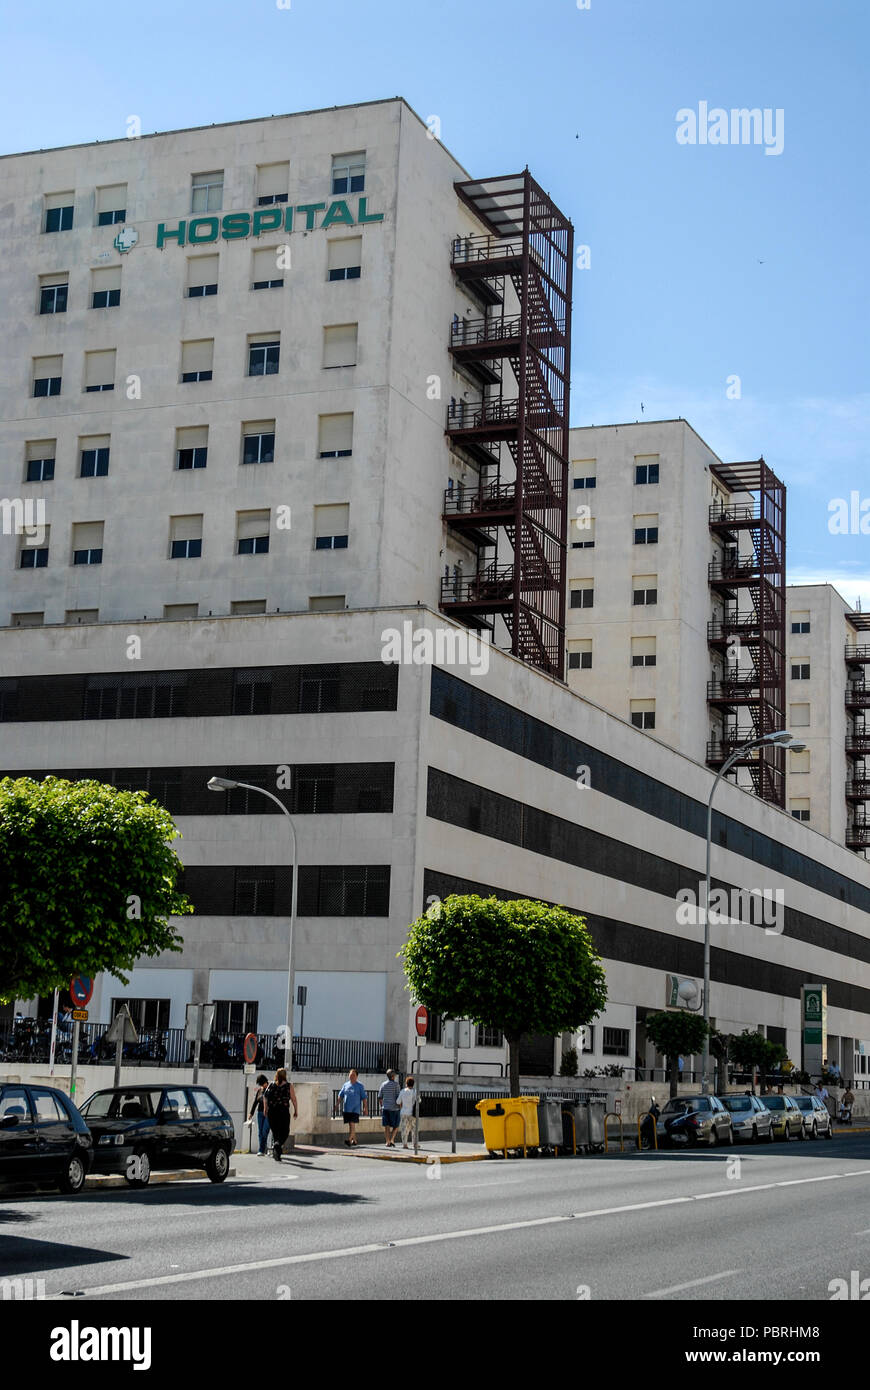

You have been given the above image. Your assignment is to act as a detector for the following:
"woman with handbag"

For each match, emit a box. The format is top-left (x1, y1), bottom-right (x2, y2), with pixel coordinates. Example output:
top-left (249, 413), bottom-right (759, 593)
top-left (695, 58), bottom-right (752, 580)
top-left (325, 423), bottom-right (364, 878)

top-left (247, 1074), bottom-right (270, 1156)
top-left (263, 1067), bottom-right (298, 1162)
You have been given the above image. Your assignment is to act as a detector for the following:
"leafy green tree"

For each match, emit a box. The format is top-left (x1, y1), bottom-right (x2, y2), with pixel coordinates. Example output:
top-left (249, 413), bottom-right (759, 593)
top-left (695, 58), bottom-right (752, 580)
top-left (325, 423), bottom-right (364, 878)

top-left (644, 1010), bottom-right (710, 1098)
top-left (0, 777), bottom-right (191, 1002)
top-left (400, 894), bottom-right (607, 1096)
top-left (730, 1030), bottom-right (787, 1094)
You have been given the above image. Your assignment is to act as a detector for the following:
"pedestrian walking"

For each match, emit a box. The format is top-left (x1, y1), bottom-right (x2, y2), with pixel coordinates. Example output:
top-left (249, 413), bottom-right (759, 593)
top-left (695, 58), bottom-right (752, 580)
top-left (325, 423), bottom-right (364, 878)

top-left (378, 1069), bottom-right (402, 1147)
top-left (337, 1069), bottom-right (367, 1146)
top-left (397, 1076), bottom-right (417, 1148)
top-left (263, 1067), bottom-right (298, 1162)
top-left (839, 1086), bottom-right (855, 1124)
top-left (247, 1074), bottom-right (271, 1156)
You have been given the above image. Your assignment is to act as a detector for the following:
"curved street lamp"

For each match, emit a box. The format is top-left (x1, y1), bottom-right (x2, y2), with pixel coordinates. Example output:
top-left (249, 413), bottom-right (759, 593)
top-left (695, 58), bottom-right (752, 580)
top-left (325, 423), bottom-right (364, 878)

top-left (700, 730), bottom-right (807, 1092)
top-left (207, 776), bottom-right (298, 1087)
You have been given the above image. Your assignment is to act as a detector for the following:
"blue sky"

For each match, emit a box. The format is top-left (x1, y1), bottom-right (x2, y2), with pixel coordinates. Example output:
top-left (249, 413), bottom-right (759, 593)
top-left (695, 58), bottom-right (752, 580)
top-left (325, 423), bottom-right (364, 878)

top-left (2, 0), bottom-right (867, 605)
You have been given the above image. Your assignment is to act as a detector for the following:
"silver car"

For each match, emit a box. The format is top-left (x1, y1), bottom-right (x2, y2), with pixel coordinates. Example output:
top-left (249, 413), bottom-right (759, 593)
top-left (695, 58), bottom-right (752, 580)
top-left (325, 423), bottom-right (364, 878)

top-left (717, 1092), bottom-right (776, 1143)
top-left (791, 1093), bottom-right (834, 1139)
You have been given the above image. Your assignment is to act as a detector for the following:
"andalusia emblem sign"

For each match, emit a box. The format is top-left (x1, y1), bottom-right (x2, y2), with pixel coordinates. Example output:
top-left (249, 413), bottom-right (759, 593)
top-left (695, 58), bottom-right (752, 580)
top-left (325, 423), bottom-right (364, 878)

top-left (113, 227), bottom-right (139, 254)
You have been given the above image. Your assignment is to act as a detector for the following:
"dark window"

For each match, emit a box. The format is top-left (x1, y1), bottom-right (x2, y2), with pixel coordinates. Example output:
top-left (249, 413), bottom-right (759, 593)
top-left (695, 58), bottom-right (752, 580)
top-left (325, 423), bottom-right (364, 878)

top-left (238, 535), bottom-right (269, 555)
top-left (332, 170), bottom-right (365, 195)
top-left (571, 540), bottom-right (594, 550)
top-left (328, 265), bottom-right (361, 281)
top-left (572, 475), bottom-right (596, 489)
top-left (85, 384), bottom-right (114, 393)
top-left (26, 457), bottom-right (55, 482)
top-left (92, 289), bottom-right (121, 308)
top-left (631, 711), bottom-right (656, 729)
top-left (181, 371), bottom-right (213, 383)
top-left (177, 447), bottom-right (207, 470)
top-left (314, 534), bottom-right (348, 550)
top-left (633, 588), bottom-right (657, 606)
top-left (476, 1024), bottom-right (503, 1047)
top-left (40, 284), bottom-right (67, 314)
top-left (111, 997), bottom-right (170, 1029)
top-left (570, 589), bottom-right (593, 609)
top-left (299, 667), bottom-right (340, 713)
top-left (20, 547), bottom-right (48, 568)
top-left (232, 669), bottom-right (272, 715)
top-left (33, 377), bottom-right (61, 397)
top-left (631, 654), bottom-right (657, 667)
top-left (45, 205), bottom-right (73, 233)
top-left (634, 526), bottom-right (658, 544)
top-left (635, 463), bottom-right (660, 484)
top-left (791, 663), bottom-right (810, 680)
top-left (791, 809), bottom-right (811, 822)
top-left (80, 447), bottom-right (110, 477)
top-left (188, 283), bottom-right (218, 298)
top-left (298, 864), bottom-right (390, 916)
top-left (98, 209), bottom-right (126, 225)
top-left (252, 278), bottom-right (284, 290)
top-left (426, 1012), bottom-right (443, 1044)
top-left (73, 548), bottom-right (102, 565)
top-left (213, 1000), bottom-right (259, 1033)
top-left (242, 433), bottom-right (275, 465)
top-left (83, 674), bottom-right (188, 720)
top-left (791, 621), bottom-right (810, 635)
top-left (170, 539), bottom-right (202, 559)
top-left (319, 448), bottom-right (352, 458)
top-left (602, 1027), bottom-right (630, 1056)
top-left (568, 651), bottom-right (592, 670)
top-left (257, 193), bottom-right (288, 205)
top-left (248, 342), bottom-right (280, 376)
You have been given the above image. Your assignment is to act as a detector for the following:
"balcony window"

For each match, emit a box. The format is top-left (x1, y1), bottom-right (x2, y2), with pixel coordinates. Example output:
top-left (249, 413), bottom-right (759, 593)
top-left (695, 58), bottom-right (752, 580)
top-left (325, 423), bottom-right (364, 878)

top-left (39, 281), bottom-right (68, 315)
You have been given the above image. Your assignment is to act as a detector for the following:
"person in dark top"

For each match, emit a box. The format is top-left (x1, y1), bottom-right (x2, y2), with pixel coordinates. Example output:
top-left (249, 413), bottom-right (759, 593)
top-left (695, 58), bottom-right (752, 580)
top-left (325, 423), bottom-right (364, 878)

top-left (263, 1067), bottom-right (298, 1161)
top-left (248, 1074), bottom-right (270, 1156)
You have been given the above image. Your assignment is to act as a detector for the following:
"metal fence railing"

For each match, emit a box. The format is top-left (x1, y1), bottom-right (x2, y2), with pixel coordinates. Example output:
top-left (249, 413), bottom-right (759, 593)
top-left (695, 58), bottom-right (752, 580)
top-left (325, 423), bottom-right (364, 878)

top-left (330, 1086), bottom-right (610, 1120)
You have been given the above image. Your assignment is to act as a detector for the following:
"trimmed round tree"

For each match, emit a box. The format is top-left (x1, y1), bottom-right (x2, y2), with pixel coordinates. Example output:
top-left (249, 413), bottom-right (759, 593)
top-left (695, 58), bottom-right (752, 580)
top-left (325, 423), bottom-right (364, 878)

top-left (400, 894), bottom-right (607, 1096)
top-left (0, 776), bottom-right (191, 1002)
top-left (644, 1009), bottom-right (710, 1098)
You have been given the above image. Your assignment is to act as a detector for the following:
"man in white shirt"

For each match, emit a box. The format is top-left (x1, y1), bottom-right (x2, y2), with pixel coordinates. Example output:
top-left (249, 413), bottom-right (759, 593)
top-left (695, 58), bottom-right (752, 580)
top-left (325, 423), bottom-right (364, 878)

top-left (397, 1076), bottom-right (417, 1148)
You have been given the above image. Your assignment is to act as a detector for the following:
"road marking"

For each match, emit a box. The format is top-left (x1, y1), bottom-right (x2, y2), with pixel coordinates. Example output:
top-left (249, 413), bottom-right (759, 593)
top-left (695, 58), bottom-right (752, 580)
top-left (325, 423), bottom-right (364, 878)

top-left (51, 1165), bottom-right (870, 1298)
top-left (642, 1269), bottom-right (742, 1299)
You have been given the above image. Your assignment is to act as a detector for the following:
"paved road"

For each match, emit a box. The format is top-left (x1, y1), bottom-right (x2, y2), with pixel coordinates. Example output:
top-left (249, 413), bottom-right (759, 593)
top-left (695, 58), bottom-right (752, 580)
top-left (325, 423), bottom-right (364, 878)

top-left (3, 1136), bottom-right (870, 1301)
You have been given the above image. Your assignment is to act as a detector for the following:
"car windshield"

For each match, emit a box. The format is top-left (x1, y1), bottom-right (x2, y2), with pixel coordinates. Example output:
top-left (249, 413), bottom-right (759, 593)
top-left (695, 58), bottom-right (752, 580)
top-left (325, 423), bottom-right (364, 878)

top-left (79, 1090), bottom-right (161, 1119)
top-left (721, 1097), bottom-right (752, 1112)
top-left (764, 1097), bottom-right (786, 1110)
top-left (792, 1097), bottom-right (812, 1110)
top-left (662, 1098), bottom-right (707, 1114)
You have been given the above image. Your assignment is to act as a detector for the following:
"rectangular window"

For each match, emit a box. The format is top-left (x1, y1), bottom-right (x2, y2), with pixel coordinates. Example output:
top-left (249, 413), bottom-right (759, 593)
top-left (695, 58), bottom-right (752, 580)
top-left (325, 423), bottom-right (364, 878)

top-left (44, 192), bottom-right (74, 233)
top-left (164, 603), bottom-right (199, 620)
top-left (248, 337), bottom-right (280, 376)
top-left (790, 749), bottom-right (811, 774)
top-left (256, 162), bottom-right (289, 204)
top-left (12, 612), bottom-right (44, 627)
top-left (84, 349), bottom-right (116, 393)
top-left (251, 247), bottom-right (284, 290)
top-left (633, 514), bottom-right (659, 544)
top-left (633, 575), bottom-right (658, 606)
top-left (790, 799), bottom-right (811, 823)
top-left (631, 636), bottom-right (657, 667)
top-left (602, 1027), bottom-right (630, 1057)
top-left (187, 254), bottom-right (219, 297)
top-left (72, 520), bottom-right (104, 566)
top-left (634, 456), bottom-right (660, 484)
top-left (308, 595), bottom-right (346, 612)
top-left (176, 425), bottom-right (208, 470)
top-left (25, 440), bottom-right (56, 483)
top-left (214, 1000), bottom-right (259, 1034)
top-left (33, 355), bottom-right (62, 397)
top-left (231, 599), bottom-right (267, 615)
top-left (569, 579), bottom-right (593, 609)
top-left (191, 171), bottom-right (223, 213)
top-left (789, 703), bottom-right (811, 727)
top-left (237, 510), bottom-right (270, 555)
top-left (323, 323), bottom-right (358, 369)
top-left (234, 868), bottom-right (276, 916)
top-left (232, 669), bottom-right (272, 714)
top-left (318, 413), bottom-right (353, 457)
top-left (66, 609), bottom-right (99, 624)
top-left (791, 663), bottom-right (811, 680)
top-left (180, 339), bottom-right (214, 382)
top-left (630, 699), bottom-right (656, 730)
top-left (97, 184), bottom-right (127, 224)
top-left (791, 613), bottom-right (811, 635)
top-left (571, 459), bottom-right (596, 489)
top-left (91, 266), bottom-right (121, 308)
top-left (314, 503), bottom-right (350, 550)
top-left (20, 534), bottom-right (49, 568)
top-left (331, 152), bottom-right (365, 195)
top-left (476, 1024), bottom-right (504, 1048)
top-left (111, 997), bottom-right (169, 1031)
top-left (79, 436), bottom-right (110, 478)
top-left (571, 516), bottom-right (595, 549)
top-left (242, 421), bottom-right (275, 465)
top-left (39, 276), bottom-right (68, 315)
top-left (567, 639), bottom-right (592, 671)
top-left (169, 514), bottom-right (203, 559)
top-left (327, 236), bottom-right (362, 281)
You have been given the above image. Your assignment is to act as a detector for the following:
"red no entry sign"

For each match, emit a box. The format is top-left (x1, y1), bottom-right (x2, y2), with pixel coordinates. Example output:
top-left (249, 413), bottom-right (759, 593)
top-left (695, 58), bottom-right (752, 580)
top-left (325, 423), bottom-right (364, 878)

top-left (243, 1032), bottom-right (259, 1065)
top-left (70, 975), bottom-right (94, 1007)
top-left (415, 1006), bottom-right (429, 1037)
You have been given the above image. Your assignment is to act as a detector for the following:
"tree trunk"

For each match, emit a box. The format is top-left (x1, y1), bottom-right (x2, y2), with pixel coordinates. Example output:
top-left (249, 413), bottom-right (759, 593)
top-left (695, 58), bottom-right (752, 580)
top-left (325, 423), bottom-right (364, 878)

top-left (508, 1035), bottom-right (521, 1097)
top-left (668, 1055), bottom-right (679, 1099)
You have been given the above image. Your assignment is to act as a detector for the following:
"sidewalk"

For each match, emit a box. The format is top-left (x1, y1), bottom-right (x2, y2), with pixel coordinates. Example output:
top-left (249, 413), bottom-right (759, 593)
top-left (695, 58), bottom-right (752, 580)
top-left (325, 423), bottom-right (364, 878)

top-left (233, 1139), bottom-right (489, 1168)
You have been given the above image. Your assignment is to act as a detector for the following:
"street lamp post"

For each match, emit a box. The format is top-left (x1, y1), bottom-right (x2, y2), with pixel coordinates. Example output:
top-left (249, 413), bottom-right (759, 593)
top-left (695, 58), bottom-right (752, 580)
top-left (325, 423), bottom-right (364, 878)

top-left (207, 777), bottom-right (298, 1086)
top-left (700, 730), bottom-right (806, 1093)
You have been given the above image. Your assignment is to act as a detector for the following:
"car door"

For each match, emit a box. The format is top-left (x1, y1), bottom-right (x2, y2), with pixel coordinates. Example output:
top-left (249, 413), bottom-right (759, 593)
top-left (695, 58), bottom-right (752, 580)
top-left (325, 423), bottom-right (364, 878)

top-left (156, 1087), bottom-right (197, 1168)
top-left (30, 1088), bottom-right (74, 1177)
top-left (187, 1088), bottom-right (227, 1161)
top-left (0, 1086), bottom-right (38, 1179)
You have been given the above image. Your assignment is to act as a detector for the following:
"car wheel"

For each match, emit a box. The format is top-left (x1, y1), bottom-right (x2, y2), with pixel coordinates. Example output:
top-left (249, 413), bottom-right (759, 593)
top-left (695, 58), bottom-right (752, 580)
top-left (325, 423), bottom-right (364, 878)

top-left (125, 1148), bottom-right (151, 1188)
top-left (58, 1153), bottom-right (87, 1194)
top-left (206, 1145), bottom-right (230, 1184)
top-left (708, 1126), bottom-right (717, 1147)
top-left (767, 1122), bottom-right (775, 1143)
top-left (726, 1126), bottom-right (734, 1145)
top-left (799, 1122), bottom-right (808, 1141)
top-left (825, 1120), bottom-right (834, 1139)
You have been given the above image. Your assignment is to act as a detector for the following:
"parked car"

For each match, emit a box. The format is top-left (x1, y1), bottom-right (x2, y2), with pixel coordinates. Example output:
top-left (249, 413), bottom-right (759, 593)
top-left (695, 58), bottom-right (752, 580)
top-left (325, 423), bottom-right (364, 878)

top-left (78, 1084), bottom-right (235, 1187)
top-left (761, 1093), bottom-right (805, 1140)
top-left (656, 1095), bottom-right (733, 1147)
top-left (717, 1093), bottom-right (776, 1143)
top-left (0, 1082), bottom-right (93, 1193)
top-left (791, 1093), bottom-right (834, 1139)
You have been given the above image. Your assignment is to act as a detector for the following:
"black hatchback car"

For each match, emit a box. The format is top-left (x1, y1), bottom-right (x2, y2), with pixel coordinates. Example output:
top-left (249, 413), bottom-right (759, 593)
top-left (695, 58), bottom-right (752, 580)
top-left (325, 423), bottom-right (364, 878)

top-left (79, 1084), bottom-right (235, 1187)
top-left (0, 1081), bottom-right (93, 1193)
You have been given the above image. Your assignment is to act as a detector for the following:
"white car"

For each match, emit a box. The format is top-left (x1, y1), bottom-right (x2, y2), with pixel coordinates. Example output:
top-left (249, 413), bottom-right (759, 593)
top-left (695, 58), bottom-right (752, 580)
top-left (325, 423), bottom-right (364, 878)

top-left (791, 1093), bottom-right (834, 1139)
top-left (717, 1092), bottom-right (776, 1143)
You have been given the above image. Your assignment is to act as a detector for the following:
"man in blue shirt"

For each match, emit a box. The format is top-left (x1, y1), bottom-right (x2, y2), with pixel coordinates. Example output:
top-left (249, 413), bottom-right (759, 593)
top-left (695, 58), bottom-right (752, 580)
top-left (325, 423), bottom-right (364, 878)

top-left (338, 1069), bottom-right (368, 1147)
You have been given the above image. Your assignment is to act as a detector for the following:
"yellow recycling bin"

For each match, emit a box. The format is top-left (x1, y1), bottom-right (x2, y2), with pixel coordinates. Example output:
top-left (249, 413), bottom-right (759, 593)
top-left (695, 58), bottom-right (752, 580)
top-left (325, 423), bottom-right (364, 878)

top-left (476, 1096), bottom-right (540, 1155)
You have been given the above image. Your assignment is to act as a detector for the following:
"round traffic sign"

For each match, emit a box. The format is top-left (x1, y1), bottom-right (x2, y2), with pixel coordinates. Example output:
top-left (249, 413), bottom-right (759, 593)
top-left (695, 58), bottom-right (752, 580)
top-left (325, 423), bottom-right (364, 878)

top-left (70, 975), bottom-right (94, 1007)
top-left (415, 1006), bottom-right (429, 1037)
top-left (243, 1032), bottom-right (259, 1065)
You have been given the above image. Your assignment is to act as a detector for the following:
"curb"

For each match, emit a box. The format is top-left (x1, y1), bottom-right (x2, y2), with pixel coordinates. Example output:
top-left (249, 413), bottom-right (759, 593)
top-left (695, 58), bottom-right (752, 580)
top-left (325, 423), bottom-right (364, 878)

top-left (333, 1146), bottom-right (489, 1164)
top-left (84, 1167), bottom-right (236, 1189)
